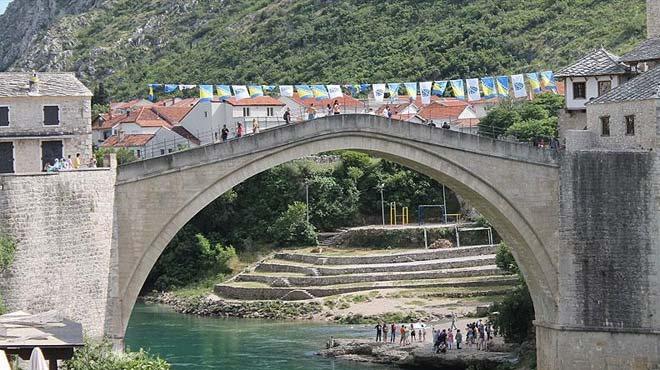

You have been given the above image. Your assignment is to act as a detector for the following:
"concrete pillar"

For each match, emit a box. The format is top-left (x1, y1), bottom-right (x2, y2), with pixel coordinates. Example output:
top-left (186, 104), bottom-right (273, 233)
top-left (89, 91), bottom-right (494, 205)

top-left (543, 150), bottom-right (660, 369)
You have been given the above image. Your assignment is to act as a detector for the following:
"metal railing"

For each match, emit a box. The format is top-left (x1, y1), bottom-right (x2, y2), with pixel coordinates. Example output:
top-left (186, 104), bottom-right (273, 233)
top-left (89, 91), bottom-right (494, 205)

top-left (129, 112), bottom-right (560, 162)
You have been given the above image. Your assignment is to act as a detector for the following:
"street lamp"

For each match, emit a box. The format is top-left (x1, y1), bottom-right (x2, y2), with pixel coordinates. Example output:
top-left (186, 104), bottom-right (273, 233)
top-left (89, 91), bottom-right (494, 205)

top-left (378, 183), bottom-right (385, 226)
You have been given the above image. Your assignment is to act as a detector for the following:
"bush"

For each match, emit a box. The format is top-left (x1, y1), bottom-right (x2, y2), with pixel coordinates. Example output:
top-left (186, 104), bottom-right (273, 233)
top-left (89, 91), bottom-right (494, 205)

top-left (94, 147), bottom-right (137, 166)
top-left (0, 234), bottom-right (16, 315)
top-left (268, 202), bottom-right (318, 247)
top-left (64, 340), bottom-right (170, 370)
top-left (492, 242), bottom-right (535, 343)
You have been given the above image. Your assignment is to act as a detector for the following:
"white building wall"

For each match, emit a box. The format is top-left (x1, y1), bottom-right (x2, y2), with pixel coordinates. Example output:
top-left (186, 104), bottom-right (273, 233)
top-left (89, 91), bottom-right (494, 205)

top-left (112, 123), bottom-right (158, 136)
top-left (180, 101), bottom-right (216, 145)
top-left (565, 76), bottom-right (621, 111)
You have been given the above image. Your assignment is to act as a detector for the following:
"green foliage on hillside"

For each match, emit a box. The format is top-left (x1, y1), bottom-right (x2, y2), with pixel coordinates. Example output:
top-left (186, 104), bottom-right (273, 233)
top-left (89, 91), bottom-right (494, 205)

top-left (62, 0), bottom-right (645, 99)
top-left (268, 202), bottom-right (318, 247)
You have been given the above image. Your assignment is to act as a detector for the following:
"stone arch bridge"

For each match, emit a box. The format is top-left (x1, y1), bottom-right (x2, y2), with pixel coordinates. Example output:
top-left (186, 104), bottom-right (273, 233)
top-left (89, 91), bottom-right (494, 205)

top-left (1, 114), bottom-right (657, 370)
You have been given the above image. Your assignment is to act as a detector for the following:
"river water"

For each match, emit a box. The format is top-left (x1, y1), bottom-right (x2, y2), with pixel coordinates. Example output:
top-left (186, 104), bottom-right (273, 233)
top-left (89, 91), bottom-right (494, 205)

top-left (125, 303), bottom-right (399, 370)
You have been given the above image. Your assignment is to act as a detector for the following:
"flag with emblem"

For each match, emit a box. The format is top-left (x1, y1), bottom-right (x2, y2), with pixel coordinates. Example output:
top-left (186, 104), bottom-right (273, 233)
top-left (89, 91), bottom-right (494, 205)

top-left (419, 82), bottom-right (432, 105)
top-left (373, 83), bottom-right (386, 103)
top-left (511, 74), bottom-right (527, 98)
top-left (232, 85), bottom-right (250, 99)
top-left (466, 78), bottom-right (481, 101)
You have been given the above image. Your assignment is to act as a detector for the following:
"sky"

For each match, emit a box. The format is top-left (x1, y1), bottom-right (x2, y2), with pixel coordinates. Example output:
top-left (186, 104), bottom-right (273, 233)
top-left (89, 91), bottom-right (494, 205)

top-left (0, 0), bottom-right (11, 15)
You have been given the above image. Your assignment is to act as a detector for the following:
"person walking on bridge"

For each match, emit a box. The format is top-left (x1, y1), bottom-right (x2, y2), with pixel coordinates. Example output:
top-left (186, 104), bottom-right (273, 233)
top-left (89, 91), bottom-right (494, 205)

top-left (221, 124), bottom-right (229, 142)
top-left (252, 118), bottom-right (260, 134)
top-left (307, 103), bottom-right (317, 120)
top-left (236, 122), bottom-right (244, 138)
top-left (333, 100), bottom-right (341, 115)
top-left (283, 107), bottom-right (291, 124)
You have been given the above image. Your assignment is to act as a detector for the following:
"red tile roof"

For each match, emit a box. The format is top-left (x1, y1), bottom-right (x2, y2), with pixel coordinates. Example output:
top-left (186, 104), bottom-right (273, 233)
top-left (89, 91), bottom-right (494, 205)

top-left (224, 96), bottom-right (285, 106)
top-left (110, 99), bottom-right (153, 111)
top-left (417, 101), bottom-right (470, 120)
top-left (152, 105), bottom-right (194, 124)
top-left (290, 94), bottom-right (364, 108)
top-left (101, 134), bottom-right (155, 147)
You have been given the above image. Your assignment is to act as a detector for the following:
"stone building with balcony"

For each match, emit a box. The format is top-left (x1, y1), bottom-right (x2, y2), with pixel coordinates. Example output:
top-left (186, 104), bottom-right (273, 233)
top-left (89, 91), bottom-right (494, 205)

top-left (0, 72), bottom-right (93, 173)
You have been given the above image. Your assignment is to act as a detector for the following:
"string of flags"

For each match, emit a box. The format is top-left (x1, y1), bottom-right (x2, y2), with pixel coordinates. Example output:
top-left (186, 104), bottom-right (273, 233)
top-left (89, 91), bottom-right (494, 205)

top-left (147, 71), bottom-right (557, 104)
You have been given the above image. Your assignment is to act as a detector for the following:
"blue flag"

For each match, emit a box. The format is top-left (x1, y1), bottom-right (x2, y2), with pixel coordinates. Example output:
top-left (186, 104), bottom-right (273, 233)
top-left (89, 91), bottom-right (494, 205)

top-left (432, 81), bottom-right (447, 96)
top-left (163, 84), bottom-right (178, 93)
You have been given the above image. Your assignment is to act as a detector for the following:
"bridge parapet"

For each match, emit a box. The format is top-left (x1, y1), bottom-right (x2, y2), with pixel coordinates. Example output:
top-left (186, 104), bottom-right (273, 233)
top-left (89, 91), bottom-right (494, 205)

top-left (117, 114), bottom-right (558, 184)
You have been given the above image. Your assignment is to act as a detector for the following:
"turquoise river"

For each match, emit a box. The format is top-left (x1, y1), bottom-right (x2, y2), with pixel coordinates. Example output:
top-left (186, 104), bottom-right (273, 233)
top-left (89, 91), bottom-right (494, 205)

top-left (125, 303), bottom-right (399, 370)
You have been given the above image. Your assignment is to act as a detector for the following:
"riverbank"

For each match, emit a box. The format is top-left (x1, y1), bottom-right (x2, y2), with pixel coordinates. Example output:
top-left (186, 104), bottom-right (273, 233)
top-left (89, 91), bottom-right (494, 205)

top-left (318, 338), bottom-right (518, 370)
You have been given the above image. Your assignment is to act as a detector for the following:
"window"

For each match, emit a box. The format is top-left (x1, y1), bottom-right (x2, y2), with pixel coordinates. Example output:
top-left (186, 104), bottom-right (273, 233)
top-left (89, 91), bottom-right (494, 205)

top-left (0, 142), bottom-right (13, 173)
top-left (598, 80), bottom-right (612, 96)
top-left (625, 115), bottom-right (635, 135)
top-left (43, 106), bottom-right (60, 126)
top-left (573, 82), bottom-right (587, 99)
top-left (0, 107), bottom-right (9, 127)
top-left (160, 149), bottom-right (165, 155)
top-left (204, 111), bottom-right (208, 118)
top-left (242, 107), bottom-right (250, 117)
top-left (600, 116), bottom-right (610, 136)
top-left (136, 149), bottom-right (141, 158)
top-left (267, 107), bottom-right (274, 117)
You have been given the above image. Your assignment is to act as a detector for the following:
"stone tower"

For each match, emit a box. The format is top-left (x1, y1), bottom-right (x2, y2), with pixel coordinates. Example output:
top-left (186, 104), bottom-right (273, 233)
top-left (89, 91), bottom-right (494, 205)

top-left (648, 0), bottom-right (660, 38)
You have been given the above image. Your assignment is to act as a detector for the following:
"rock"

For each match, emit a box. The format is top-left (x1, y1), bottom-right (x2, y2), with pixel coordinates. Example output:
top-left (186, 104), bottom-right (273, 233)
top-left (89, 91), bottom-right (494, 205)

top-left (428, 239), bottom-right (453, 249)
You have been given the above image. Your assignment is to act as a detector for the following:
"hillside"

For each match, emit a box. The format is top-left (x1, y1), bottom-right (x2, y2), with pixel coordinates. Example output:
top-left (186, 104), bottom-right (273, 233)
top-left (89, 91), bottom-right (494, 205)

top-left (0, 0), bottom-right (646, 99)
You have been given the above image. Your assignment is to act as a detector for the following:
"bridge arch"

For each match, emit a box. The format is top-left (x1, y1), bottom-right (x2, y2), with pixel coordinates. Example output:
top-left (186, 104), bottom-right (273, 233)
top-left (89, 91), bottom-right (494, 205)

top-left (108, 114), bottom-right (560, 343)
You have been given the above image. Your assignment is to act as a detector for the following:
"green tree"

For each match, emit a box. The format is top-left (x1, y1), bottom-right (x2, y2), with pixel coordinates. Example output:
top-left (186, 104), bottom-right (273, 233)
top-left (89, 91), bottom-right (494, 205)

top-left (492, 243), bottom-right (535, 343)
top-left (478, 101), bottom-right (520, 138)
top-left (268, 202), bottom-right (318, 247)
top-left (0, 234), bottom-right (16, 315)
top-left (92, 82), bottom-right (109, 106)
top-left (505, 117), bottom-right (558, 142)
top-left (94, 147), bottom-right (137, 166)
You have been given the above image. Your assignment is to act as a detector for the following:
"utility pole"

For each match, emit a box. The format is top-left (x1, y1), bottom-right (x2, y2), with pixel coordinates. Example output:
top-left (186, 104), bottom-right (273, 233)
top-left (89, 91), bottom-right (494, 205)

top-left (305, 181), bottom-right (310, 223)
top-left (378, 184), bottom-right (385, 226)
top-left (442, 184), bottom-right (448, 223)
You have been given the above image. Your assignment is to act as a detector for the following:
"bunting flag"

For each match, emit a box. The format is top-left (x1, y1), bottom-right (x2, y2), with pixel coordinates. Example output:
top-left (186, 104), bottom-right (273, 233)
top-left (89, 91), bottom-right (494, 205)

top-left (280, 85), bottom-right (294, 97)
top-left (248, 85), bottom-right (264, 97)
top-left (199, 85), bottom-right (213, 102)
top-left (387, 83), bottom-right (401, 98)
top-left (372, 83), bottom-right (386, 103)
top-left (327, 85), bottom-right (343, 99)
top-left (232, 85), bottom-right (250, 99)
top-left (148, 83), bottom-right (162, 90)
top-left (344, 84), bottom-right (360, 96)
top-left (450, 80), bottom-right (465, 100)
top-left (164, 84), bottom-right (178, 93)
top-left (148, 85), bottom-right (155, 101)
top-left (262, 85), bottom-right (276, 93)
top-left (404, 82), bottom-right (417, 98)
top-left (480, 77), bottom-right (496, 99)
top-left (178, 84), bottom-right (196, 91)
top-left (311, 84), bottom-right (329, 99)
top-left (511, 74), bottom-right (527, 98)
top-left (496, 76), bottom-right (510, 97)
top-left (540, 71), bottom-right (558, 93)
top-left (419, 81), bottom-right (432, 105)
top-left (216, 85), bottom-right (232, 100)
top-left (295, 84), bottom-right (314, 99)
top-left (432, 81), bottom-right (448, 96)
top-left (466, 78), bottom-right (481, 101)
top-left (526, 73), bottom-right (542, 94)
top-left (360, 84), bottom-right (371, 93)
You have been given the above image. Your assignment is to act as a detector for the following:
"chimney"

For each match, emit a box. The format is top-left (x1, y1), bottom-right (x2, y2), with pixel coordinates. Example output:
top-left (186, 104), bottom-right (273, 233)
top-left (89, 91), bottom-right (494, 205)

top-left (118, 130), bottom-right (125, 141)
top-left (648, 0), bottom-right (660, 39)
top-left (28, 72), bottom-right (40, 94)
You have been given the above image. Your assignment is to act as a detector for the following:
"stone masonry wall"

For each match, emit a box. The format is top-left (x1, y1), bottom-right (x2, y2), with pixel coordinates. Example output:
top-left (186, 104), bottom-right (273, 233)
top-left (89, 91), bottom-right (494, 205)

top-left (0, 169), bottom-right (116, 338)
top-left (648, 0), bottom-right (660, 39)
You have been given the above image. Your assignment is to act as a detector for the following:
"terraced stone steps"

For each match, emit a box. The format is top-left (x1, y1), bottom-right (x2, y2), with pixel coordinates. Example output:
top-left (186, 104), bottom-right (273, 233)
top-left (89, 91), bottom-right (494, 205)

top-left (237, 266), bottom-right (504, 287)
top-left (215, 277), bottom-right (516, 300)
top-left (274, 245), bottom-right (497, 265)
top-left (216, 246), bottom-right (515, 301)
top-left (256, 254), bottom-right (496, 276)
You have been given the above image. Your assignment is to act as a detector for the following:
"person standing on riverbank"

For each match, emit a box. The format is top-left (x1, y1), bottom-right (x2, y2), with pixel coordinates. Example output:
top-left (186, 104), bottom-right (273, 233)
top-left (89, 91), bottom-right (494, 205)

top-left (455, 329), bottom-right (462, 350)
top-left (382, 322), bottom-right (388, 343)
top-left (399, 325), bottom-right (406, 346)
top-left (375, 323), bottom-right (382, 342)
top-left (410, 325), bottom-right (416, 342)
top-left (390, 323), bottom-right (396, 343)
top-left (447, 329), bottom-right (454, 350)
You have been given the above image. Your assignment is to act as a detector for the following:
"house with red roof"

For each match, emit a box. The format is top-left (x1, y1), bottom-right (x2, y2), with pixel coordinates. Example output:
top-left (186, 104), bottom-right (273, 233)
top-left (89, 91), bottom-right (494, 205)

top-left (176, 96), bottom-right (287, 145)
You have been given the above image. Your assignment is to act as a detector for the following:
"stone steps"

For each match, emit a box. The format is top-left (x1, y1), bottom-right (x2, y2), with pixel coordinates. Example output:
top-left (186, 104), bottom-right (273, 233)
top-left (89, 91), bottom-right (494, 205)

top-left (217, 247), bottom-right (511, 301)
top-left (274, 245), bottom-right (497, 265)
top-left (214, 278), bottom-right (516, 301)
top-left (237, 265), bottom-right (506, 287)
top-left (256, 254), bottom-right (496, 276)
